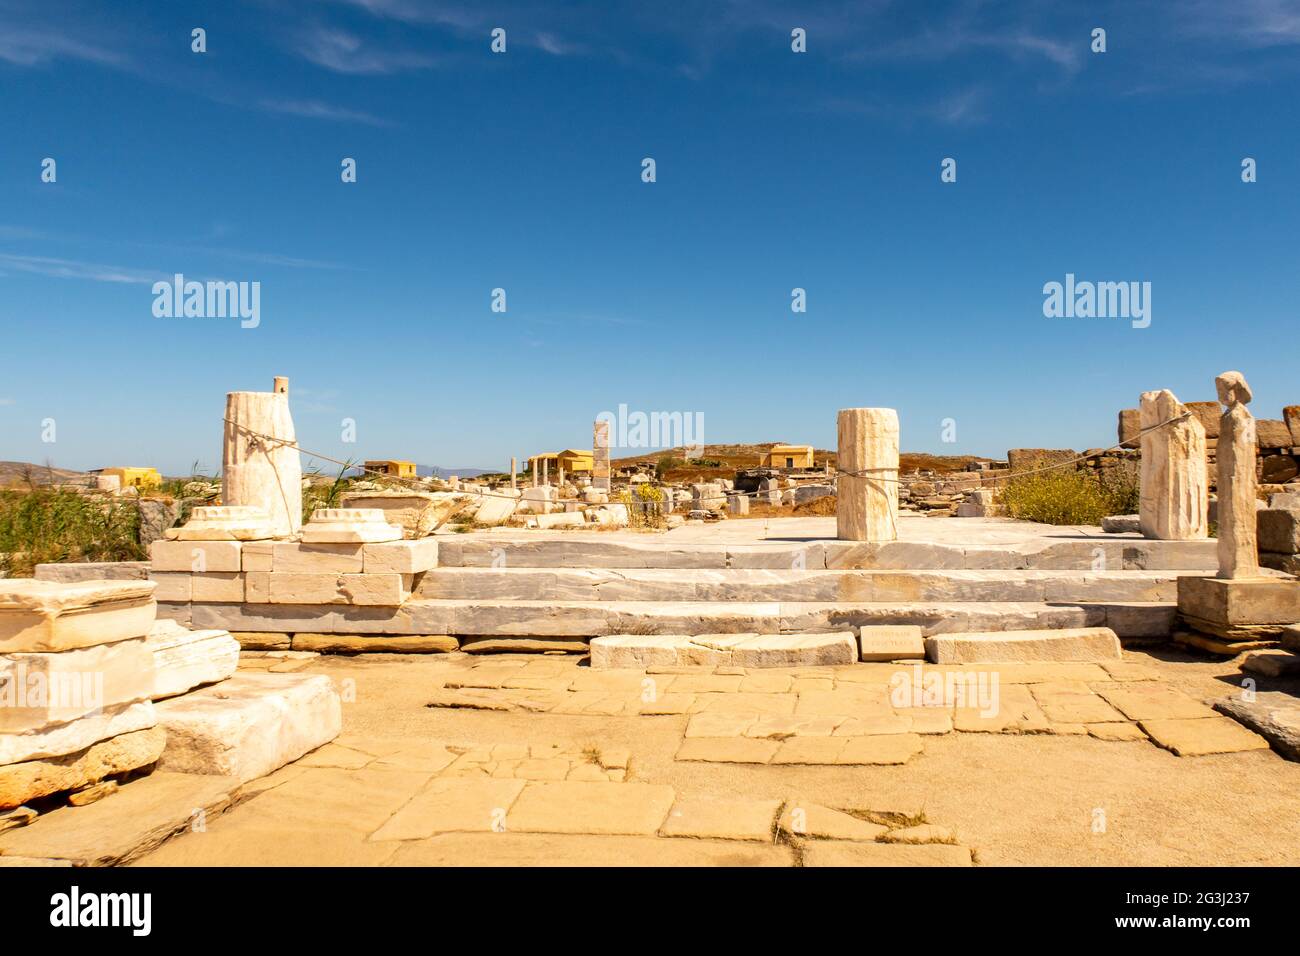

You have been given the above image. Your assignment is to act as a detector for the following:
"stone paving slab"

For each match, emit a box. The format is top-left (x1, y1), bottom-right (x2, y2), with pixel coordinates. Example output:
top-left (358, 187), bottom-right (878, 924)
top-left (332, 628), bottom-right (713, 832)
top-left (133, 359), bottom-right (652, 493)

top-left (371, 778), bottom-right (526, 841)
top-left (505, 781), bottom-right (676, 835)
top-left (1094, 684), bottom-right (1219, 721)
top-left (802, 842), bottom-right (974, 866)
top-left (675, 737), bottom-right (781, 764)
top-left (1138, 717), bottom-right (1272, 757)
top-left (659, 796), bottom-right (782, 841)
top-left (383, 832), bottom-right (794, 866)
top-left (779, 802), bottom-right (890, 842)
top-left (0, 772), bottom-right (238, 866)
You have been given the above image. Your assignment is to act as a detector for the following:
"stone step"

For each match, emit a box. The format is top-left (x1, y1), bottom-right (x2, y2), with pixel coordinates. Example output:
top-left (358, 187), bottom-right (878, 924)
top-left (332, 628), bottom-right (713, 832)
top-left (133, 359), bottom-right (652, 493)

top-left (435, 535), bottom-right (1217, 572)
top-left (415, 566), bottom-right (1191, 604)
top-left (590, 632), bottom-right (857, 669)
top-left (923, 627), bottom-right (1123, 664)
top-left (186, 597), bottom-right (1175, 640)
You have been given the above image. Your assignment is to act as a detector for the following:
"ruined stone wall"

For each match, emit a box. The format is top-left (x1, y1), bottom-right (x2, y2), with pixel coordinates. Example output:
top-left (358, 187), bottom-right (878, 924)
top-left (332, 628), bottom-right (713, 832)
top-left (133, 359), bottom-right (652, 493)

top-left (1119, 403), bottom-right (1300, 490)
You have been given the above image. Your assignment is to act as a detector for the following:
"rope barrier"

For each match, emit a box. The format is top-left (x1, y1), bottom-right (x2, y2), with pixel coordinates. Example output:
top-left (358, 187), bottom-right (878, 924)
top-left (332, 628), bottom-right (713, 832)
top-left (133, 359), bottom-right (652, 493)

top-left (210, 410), bottom-right (1188, 508)
top-left (31, 411), bottom-right (1187, 512)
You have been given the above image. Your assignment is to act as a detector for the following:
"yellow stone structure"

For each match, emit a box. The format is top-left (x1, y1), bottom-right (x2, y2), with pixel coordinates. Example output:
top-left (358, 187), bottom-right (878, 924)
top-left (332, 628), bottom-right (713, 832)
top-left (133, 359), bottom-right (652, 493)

top-left (761, 445), bottom-right (815, 469)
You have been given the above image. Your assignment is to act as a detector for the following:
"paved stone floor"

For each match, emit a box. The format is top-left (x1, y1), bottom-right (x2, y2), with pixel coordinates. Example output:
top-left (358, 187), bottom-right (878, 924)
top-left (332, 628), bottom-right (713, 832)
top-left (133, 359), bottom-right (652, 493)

top-left (117, 646), bottom-right (1300, 867)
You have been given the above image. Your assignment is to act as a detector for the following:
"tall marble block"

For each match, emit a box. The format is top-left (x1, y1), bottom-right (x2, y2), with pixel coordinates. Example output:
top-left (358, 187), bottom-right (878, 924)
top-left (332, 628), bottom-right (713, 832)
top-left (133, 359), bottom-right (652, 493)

top-left (222, 379), bottom-right (303, 539)
top-left (593, 419), bottom-right (611, 493)
top-left (1215, 372), bottom-right (1259, 579)
top-left (1138, 389), bottom-right (1208, 541)
top-left (836, 408), bottom-right (899, 542)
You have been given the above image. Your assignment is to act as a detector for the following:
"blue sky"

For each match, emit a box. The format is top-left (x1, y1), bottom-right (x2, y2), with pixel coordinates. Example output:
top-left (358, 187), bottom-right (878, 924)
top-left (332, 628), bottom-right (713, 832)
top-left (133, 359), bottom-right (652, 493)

top-left (2, 0), bottom-right (1299, 476)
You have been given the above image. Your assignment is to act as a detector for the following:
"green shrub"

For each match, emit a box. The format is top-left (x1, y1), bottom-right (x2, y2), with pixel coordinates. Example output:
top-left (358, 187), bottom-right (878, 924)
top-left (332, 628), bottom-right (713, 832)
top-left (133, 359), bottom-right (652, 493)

top-left (999, 466), bottom-right (1138, 527)
top-left (620, 484), bottom-right (667, 530)
top-left (0, 488), bottom-right (145, 576)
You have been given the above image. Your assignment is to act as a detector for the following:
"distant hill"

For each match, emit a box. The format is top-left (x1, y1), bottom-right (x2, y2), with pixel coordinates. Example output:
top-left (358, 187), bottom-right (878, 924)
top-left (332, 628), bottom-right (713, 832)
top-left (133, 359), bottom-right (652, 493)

top-left (0, 461), bottom-right (85, 487)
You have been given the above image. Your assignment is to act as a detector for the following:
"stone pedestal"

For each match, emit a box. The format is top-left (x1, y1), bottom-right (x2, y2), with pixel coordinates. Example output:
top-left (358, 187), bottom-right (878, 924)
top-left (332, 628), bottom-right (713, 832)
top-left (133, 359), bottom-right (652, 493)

top-left (300, 508), bottom-right (403, 544)
top-left (1138, 389), bottom-right (1207, 540)
top-left (836, 408), bottom-right (899, 542)
top-left (166, 505), bottom-right (274, 541)
top-left (222, 379), bottom-right (303, 539)
top-left (1177, 575), bottom-right (1300, 641)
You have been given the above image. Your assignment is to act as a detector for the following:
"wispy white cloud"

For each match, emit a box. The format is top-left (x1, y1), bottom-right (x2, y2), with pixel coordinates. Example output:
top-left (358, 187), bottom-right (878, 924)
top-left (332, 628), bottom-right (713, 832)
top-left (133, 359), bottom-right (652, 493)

top-left (257, 97), bottom-right (392, 127)
top-left (294, 25), bottom-right (437, 74)
top-left (0, 253), bottom-right (161, 284)
top-left (0, 27), bottom-right (128, 67)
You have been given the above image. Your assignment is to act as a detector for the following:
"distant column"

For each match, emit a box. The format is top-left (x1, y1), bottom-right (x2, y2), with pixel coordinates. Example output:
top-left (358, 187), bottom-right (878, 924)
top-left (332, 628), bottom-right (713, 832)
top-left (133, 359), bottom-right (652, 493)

top-left (836, 408), bottom-right (899, 542)
top-left (1138, 389), bottom-right (1208, 540)
top-left (510, 457), bottom-right (517, 490)
top-left (593, 419), bottom-right (611, 492)
top-left (1215, 371), bottom-right (1260, 578)
top-left (542, 459), bottom-right (549, 486)
top-left (222, 376), bottom-right (303, 538)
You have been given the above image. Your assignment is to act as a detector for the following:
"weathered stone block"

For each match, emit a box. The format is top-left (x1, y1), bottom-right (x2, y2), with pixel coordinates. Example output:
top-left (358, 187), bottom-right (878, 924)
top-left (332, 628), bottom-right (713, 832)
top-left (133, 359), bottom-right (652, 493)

top-left (924, 627), bottom-right (1121, 664)
top-left (145, 620), bottom-right (240, 700)
top-left (362, 538), bottom-right (439, 574)
top-left (858, 625), bottom-right (925, 661)
top-left (0, 700), bottom-right (156, 765)
top-left (0, 726), bottom-right (166, 810)
top-left (0, 581), bottom-right (156, 654)
top-left (191, 572), bottom-right (245, 603)
top-left (154, 673), bottom-right (341, 783)
top-left (1177, 575), bottom-right (1300, 632)
top-left (0, 638), bottom-right (153, 732)
top-left (149, 572), bottom-right (192, 603)
top-left (151, 539), bottom-right (242, 573)
top-left (241, 541), bottom-right (274, 572)
top-left (1258, 508), bottom-right (1300, 555)
top-left (271, 542), bottom-right (364, 574)
top-left (1257, 419), bottom-right (1293, 449)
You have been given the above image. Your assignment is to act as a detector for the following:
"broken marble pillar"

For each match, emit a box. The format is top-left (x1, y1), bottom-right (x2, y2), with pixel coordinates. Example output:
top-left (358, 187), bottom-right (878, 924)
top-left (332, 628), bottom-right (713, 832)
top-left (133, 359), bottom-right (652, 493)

top-left (1138, 389), bottom-right (1208, 541)
top-left (166, 505), bottom-right (274, 541)
top-left (0, 580), bottom-right (157, 655)
top-left (1215, 371), bottom-right (1259, 578)
top-left (145, 620), bottom-right (240, 701)
top-left (154, 673), bottom-right (341, 784)
top-left (300, 508), bottom-right (403, 544)
top-left (836, 408), bottom-right (899, 542)
top-left (222, 378), bottom-right (303, 538)
top-left (728, 493), bottom-right (750, 516)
